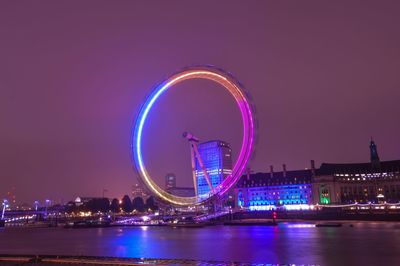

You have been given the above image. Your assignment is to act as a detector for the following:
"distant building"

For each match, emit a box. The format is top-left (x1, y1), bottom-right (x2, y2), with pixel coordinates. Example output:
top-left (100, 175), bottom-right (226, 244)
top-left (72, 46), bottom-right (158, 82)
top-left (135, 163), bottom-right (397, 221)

top-left (165, 173), bottom-right (177, 190)
top-left (74, 196), bottom-right (105, 206)
top-left (131, 183), bottom-right (148, 199)
top-left (195, 140), bottom-right (232, 200)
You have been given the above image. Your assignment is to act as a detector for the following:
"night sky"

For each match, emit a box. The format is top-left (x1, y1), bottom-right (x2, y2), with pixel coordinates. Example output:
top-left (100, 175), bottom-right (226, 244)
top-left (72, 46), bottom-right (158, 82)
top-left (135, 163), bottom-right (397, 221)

top-left (1, 1), bottom-right (400, 204)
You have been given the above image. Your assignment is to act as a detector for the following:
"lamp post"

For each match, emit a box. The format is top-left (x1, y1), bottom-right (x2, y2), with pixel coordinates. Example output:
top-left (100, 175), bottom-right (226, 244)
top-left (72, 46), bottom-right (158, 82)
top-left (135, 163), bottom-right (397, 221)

top-left (34, 201), bottom-right (39, 211)
top-left (1, 199), bottom-right (9, 220)
top-left (45, 199), bottom-right (50, 216)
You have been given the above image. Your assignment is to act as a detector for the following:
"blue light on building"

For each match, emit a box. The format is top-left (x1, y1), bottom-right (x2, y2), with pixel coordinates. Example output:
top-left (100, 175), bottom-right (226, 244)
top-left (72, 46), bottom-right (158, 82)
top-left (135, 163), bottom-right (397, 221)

top-left (234, 166), bottom-right (314, 210)
top-left (195, 140), bottom-right (232, 200)
top-left (247, 184), bottom-right (312, 207)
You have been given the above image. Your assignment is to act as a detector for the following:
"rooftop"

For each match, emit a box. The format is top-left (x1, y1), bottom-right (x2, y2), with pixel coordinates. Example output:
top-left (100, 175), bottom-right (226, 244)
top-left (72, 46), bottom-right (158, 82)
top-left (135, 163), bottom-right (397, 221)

top-left (317, 160), bottom-right (400, 175)
top-left (237, 169), bottom-right (313, 188)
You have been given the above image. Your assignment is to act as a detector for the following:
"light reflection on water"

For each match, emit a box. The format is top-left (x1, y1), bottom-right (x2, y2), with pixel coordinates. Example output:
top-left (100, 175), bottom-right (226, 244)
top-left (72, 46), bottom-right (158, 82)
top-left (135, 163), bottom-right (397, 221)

top-left (1, 222), bottom-right (400, 265)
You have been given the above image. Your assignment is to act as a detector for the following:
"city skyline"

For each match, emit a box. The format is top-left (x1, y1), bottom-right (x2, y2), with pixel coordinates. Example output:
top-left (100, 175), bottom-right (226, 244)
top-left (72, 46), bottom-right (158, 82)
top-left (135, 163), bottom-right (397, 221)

top-left (1, 1), bottom-right (400, 204)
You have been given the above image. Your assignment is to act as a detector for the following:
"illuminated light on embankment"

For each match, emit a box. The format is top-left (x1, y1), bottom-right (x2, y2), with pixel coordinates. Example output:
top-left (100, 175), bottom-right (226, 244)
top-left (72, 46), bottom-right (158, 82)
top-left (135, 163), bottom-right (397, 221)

top-left (246, 202), bottom-right (400, 212)
top-left (249, 204), bottom-right (315, 211)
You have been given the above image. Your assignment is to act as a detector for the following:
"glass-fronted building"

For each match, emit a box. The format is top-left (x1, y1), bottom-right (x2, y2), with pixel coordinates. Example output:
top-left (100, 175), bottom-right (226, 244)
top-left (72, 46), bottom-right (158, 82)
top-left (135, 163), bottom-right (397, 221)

top-left (195, 140), bottom-right (232, 200)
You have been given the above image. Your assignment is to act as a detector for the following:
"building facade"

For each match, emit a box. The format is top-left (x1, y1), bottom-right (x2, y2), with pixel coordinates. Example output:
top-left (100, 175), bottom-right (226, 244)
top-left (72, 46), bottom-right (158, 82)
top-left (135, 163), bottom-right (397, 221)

top-left (313, 141), bottom-right (400, 205)
top-left (195, 140), bottom-right (233, 200)
top-left (234, 164), bottom-right (314, 211)
top-left (235, 140), bottom-right (400, 210)
top-left (131, 183), bottom-right (149, 199)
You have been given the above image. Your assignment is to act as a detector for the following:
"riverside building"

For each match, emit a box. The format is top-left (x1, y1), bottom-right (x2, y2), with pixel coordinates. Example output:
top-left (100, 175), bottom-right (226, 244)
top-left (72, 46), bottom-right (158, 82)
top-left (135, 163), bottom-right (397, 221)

top-left (234, 140), bottom-right (400, 210)
top-left (313, 139), bottom-right (400, 205)
top-left (234, 163), bottom-right (315, 211)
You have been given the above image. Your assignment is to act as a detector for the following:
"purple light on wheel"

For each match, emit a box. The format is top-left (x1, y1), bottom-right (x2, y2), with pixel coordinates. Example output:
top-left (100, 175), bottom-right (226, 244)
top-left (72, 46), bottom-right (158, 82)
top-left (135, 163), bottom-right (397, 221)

top-left (131, 66), bottom-right (255, 206)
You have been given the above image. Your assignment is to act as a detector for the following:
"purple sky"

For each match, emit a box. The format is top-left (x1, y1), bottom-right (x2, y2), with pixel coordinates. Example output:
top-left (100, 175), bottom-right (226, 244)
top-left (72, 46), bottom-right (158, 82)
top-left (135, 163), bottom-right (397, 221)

top-left (1, 1), bottom-right (400, 204)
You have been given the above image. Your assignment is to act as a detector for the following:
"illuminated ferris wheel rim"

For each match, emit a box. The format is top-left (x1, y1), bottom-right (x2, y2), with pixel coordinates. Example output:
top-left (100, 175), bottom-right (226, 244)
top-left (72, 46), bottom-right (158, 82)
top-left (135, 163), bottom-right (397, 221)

top-left (131, 66), bottom-right (255, 206)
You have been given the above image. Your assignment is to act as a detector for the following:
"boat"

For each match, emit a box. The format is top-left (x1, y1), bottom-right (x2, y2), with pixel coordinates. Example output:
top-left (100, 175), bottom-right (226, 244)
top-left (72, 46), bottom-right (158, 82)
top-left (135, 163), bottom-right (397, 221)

top-left (172, 222), bottom-right (205, 228)
top-left (170, 217), bottom-right (206, 228)
top-left (64, 219), bottom-right (111, 229)
top-left (223, 220), bottom-right (278, 226)
top-left (315, 222), bottom-right (342, 227)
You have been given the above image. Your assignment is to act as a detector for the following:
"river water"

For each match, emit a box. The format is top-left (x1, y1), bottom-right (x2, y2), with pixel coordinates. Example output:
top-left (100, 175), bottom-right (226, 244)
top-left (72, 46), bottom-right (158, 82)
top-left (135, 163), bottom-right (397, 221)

top-left (1, 222), bottom-right (400, 265)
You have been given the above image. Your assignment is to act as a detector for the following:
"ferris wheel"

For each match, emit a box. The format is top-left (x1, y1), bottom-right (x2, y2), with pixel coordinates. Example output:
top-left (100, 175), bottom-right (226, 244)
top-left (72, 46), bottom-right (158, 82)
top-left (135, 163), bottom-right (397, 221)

top-left (131, 66), bottom-right (255, 206)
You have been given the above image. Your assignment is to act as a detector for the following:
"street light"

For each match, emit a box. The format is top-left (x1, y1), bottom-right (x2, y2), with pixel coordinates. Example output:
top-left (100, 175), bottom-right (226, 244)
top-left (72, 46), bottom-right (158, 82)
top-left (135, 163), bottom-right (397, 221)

top-left (1, 199), bottom-right (9, 220)
top-left (45, 199), bottom-right (50, 215)
top-left (34, 201), bottom-right (39, 211)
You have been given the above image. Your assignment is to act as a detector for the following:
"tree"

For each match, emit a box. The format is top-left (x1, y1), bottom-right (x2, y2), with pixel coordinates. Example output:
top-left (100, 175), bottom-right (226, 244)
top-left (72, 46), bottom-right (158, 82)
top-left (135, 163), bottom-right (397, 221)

top-left (99, 198), bottom-right (111, 212)
top-left (145, 196), bottom-right (158, 211)
top-left (84, 198), bottom-right (110, 213)
top-left (132, 197), bottom-right (145, 212)
top-left (110, 198), bottom-right (120, 213)
top-left (65, 201), bottom-right (77, 213)
top-left (121, 195), bottom-right (133, 213)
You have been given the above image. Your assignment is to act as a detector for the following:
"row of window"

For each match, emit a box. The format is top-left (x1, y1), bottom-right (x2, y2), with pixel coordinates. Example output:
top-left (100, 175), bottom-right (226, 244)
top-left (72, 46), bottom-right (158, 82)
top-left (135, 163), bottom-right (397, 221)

top-left (250, 194), bottom-right (309, 201)
top-left (249, 189), bottom-right (311, 196)
top-left (338, 175), bottom-right (400, 182)
top-left (249, 200), bottom-right (309, 206)
top-left (335, 172), bottom-right (399, 178)
top-left (340, 185), bottom-right (400, 195)
top-left (242, 180), bottom-right (310, 187)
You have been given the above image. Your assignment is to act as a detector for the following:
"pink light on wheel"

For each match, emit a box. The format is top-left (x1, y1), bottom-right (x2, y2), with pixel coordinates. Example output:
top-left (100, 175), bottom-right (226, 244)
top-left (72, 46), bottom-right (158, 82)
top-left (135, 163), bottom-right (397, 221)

top-left (131, 66), bottom-right (255, 206)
